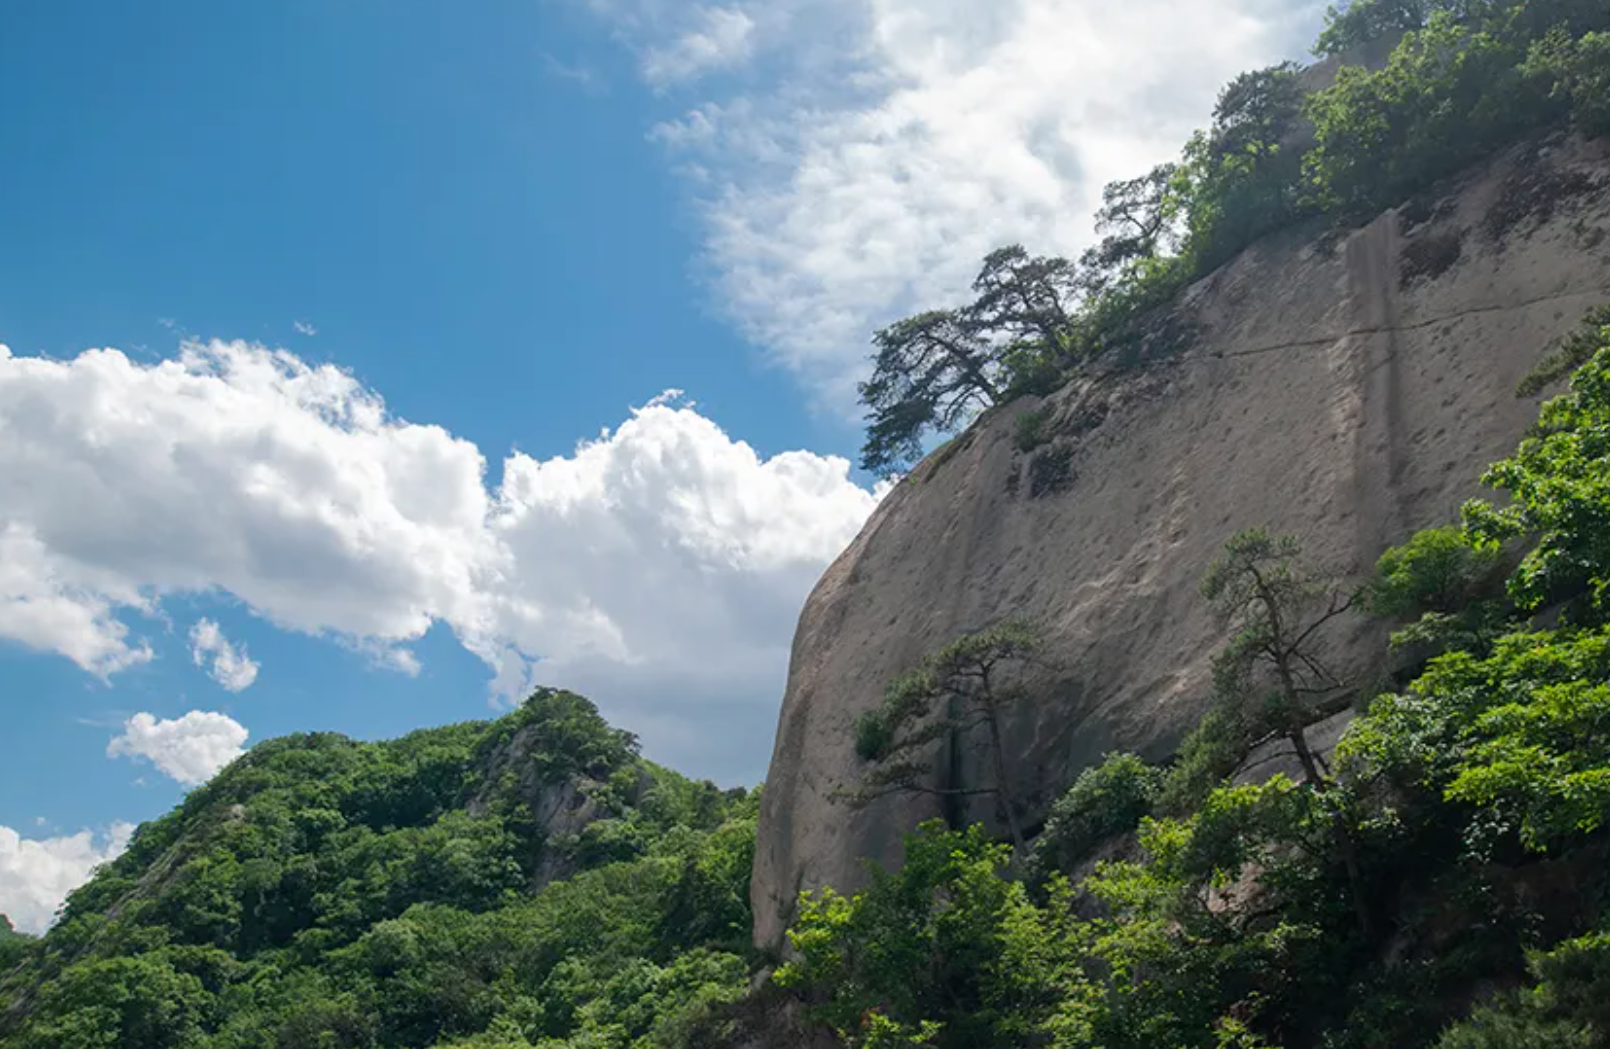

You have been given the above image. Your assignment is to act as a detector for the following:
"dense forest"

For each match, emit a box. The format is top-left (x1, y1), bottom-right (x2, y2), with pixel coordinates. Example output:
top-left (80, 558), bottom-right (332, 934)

top-left (5, 1), bottom-right (1610, 1046)
top-left (0, 691), bottom-right (758, 1048)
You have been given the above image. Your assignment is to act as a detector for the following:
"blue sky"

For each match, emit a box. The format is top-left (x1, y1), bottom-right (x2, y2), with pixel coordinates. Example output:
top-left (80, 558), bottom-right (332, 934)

top-left (0, 0), bottom-right (1328, 931)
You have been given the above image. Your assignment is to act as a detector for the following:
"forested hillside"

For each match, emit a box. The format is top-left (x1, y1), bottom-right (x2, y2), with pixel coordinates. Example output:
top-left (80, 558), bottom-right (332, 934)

top-left (6, 2), bottom-right (1610, 1048)
top-left (0, 690), bottom-right (757, 1048)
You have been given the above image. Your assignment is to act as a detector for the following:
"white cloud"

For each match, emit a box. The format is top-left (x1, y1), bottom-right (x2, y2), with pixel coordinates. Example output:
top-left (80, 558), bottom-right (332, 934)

top-left (189, 618), bottom-right (260, 692)
top-left (107, 711), bottom-right (250, 786)
top-left (642, 6), bottom-right (756, 87)
top-left (0, 524), bottom-right (154, 678)
top-left (0, 823), bottom-right (134, 934)
top-left (0, 339), bottom-right (882, 780)
top-left (293, 320), bottom-right (317, 337)
top-left (629, 0), bottom-right (1327, 406)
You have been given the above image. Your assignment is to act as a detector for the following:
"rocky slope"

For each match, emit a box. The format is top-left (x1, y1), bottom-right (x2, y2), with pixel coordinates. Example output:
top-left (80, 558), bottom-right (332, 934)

top-left (753, 133), bottom-right (1610, 950)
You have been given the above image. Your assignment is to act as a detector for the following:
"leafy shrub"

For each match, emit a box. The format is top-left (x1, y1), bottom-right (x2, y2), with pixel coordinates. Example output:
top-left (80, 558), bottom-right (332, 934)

top-left (1028, 752), bottom-right (1162, 880)
top-left (1466, 323), bottom-right (1610, 618)
top-left (1369, 526), bottom-right (1502, 618)
top-left (1014, 405), bottom-right (1055, 453)
top-left (1517, 305), bottom-right (1610, 396)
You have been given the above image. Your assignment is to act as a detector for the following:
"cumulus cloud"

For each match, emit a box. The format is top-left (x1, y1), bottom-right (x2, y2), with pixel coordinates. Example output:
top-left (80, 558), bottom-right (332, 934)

top-left (0, 525), bottom-right (154, 678)
top-left (107, 711), bottom-right (250, 785)
top-left (292, 320), bottom-right (317, 337)
top-left (188, 619), bottom-right (260, 692)
top-left (642, 6), bottom-right (756, 87)
top-left (0, 339), bottom-right (881, 779)
top-left (0, 823), bottom-right (134, 934)
top-left (630, 0), bottom-right (1327, 405)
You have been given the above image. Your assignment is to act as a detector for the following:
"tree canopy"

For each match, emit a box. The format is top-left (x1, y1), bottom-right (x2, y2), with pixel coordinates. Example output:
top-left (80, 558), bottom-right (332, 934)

top-left (845, 619), bottom-right (1042, 850)
top-left (858, 253), bottom-right (1075, 474)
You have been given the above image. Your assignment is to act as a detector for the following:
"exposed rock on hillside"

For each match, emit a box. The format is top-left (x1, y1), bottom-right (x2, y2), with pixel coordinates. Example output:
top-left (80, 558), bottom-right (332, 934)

top-left (753, 134), bottom-right (1610, 950)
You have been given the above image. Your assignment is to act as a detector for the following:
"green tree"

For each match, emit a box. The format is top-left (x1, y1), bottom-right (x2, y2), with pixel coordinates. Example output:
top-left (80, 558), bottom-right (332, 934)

top-left (1313, 0), bottom-right (1450, 57)
top-left (1080, 164), bottom-right (1184, 292)
top-left (1367, 525), bottom-right (1510, 654)
top-left (1465, 322), bottom-right (1610, 618)
top-left (858, 248), bottom-right (1079, 475)
top-left (1201, 529), bottom-right (1371, 932)
top-left (1179, 63), bottom-right (1311, 274)
top-left (858, 310), bottom-right (1002, 475)
top-left (844, 620), bottom-right (1042, 851)
top-left (777, 822), bottom-right (1069, 1049)
top-left (1027, 752), bottom-right (1162, 883)
top-left (965, 245), bottom-right (1079, 365)
top-left (1201, 529), bottom-right (1358, 786)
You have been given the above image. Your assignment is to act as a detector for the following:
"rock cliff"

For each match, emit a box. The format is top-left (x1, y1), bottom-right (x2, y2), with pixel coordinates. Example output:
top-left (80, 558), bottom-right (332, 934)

top-left (753, 134), bottom-right (1610, 950)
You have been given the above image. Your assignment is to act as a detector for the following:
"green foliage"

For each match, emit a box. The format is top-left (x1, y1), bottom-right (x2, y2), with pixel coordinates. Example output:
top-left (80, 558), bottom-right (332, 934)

top-left (1368, 525), bottom-right (1511, 654)
top-left (1465, 326), bottom-right (1610, 618)
top-left (0, 914), bottom-right (33, 972)
top-left (1013, 404), bottom-right (1055, 453)
top-left (0, 690), bottom-right (759, 1049)
top-left (777, 822), bottom-right (1068, 1049)
top-left (1434, 930), bottom-right (1610, 1047)
top-left (1313, 0), bottom-right (1458, 58)
top-left (1178, 64), bottom-right (1313, 275)
top-left (841, 620), bottom-right (1043, 848)
top-left (1526, 30), bottom-right (1610, 135)
top-left (1357, 629), bottom-right (1610, 851)
top-left (1305, 1), bottom-right (1610, 220)
top-left (1028, 753), bottom-right (1162, 881)
top-left (1305, 13), bottom-right (1547, 219)
top-left (858, 248), bottom-right (1078, 475)
top-left (1517, 306), bottom-right (1610, 396)
top-left (1158, 707), bottom-right (1253, 815)
top-left (1369, 526), bottom-right (1503, 618)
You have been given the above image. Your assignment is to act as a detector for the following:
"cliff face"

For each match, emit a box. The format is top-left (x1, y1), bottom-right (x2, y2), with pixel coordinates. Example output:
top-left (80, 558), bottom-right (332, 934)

top-left (752, 134), bottom-right (1610, 950)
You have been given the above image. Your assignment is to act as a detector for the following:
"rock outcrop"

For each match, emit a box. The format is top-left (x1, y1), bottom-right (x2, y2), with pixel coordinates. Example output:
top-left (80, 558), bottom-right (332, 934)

top-left (753, 134), bottom-right (1610, 950)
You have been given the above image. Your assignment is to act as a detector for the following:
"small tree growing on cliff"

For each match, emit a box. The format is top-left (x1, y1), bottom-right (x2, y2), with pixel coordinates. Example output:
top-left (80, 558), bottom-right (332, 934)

top-left (1200, 527), bottom-right (1373, 931)
top-left (858, 247), bottom-right (1079, 475)
top-left (1201, 529), bottom-right (1358, 783)
top-left (840, 619), bottom-right (1042, 852)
